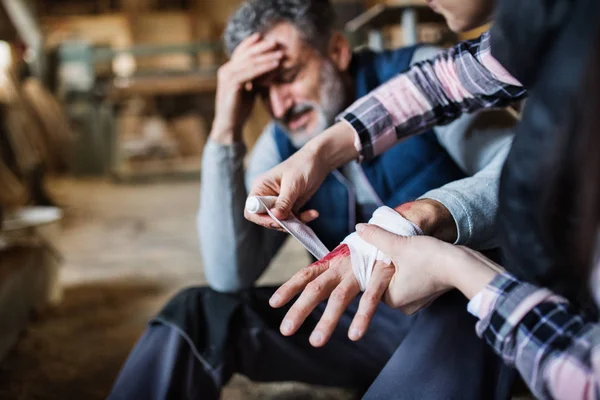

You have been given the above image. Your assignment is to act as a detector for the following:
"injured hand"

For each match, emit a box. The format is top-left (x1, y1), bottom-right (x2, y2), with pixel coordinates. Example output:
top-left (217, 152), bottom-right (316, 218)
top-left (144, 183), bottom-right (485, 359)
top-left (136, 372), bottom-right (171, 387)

top-left (267, 205), bottom-right (424, 347)
top-left (342, 207), bottom-right (422, 291)
top-left (246, 198), bottom-right (422, 290)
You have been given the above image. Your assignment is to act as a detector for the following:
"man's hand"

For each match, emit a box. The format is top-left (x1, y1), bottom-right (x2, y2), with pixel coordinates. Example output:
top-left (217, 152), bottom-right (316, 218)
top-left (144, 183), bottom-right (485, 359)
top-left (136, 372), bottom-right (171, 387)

top-left (211, 33), bottom-right (283, 144)
top-left (267, 202), bottom-right (459, 346)
top-left (269, 244), bottom-right (395, 347)
top-left (395, 199), bottom-right (458, 243)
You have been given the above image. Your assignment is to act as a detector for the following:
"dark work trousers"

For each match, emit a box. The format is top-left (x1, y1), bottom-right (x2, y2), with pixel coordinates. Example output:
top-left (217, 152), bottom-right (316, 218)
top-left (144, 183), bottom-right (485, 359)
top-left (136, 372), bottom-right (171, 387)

top-left (108, 287), bottom-right (516, 400)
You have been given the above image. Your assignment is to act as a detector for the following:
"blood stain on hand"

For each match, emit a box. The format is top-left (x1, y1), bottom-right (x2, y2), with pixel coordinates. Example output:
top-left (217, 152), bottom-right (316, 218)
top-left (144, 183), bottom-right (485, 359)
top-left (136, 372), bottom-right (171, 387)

top-left (310, 244), bottom-right (350, 269)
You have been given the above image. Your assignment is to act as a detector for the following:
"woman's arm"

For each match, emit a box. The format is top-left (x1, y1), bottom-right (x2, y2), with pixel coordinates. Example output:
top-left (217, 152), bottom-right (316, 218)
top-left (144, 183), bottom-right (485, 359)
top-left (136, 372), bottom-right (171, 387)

top-left (357, 227), bottom-right (600, 400)
top-left (341, 31), bottom-right (526, 161)
top-left (246, 33), bottom-right (527, 227)
top-left (465, 272), bottom-right (600, 400)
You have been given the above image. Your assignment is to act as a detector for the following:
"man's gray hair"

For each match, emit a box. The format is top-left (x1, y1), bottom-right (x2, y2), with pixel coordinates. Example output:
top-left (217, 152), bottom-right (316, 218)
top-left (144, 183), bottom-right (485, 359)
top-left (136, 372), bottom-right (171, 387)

top-left (223, 0), bottom-right (336, 56)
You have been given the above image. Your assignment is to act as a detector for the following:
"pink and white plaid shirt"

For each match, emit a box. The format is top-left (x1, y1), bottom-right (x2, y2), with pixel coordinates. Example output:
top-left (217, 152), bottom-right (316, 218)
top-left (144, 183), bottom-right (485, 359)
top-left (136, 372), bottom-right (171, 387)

top-left (338, 31), bottom-right (600, 399)
top-left (339, 31), bottom-right (525, 161)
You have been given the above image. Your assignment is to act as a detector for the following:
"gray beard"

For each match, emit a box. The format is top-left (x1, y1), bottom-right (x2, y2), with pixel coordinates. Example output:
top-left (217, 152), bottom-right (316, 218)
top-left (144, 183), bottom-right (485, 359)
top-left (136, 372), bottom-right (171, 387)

top-left (281, 61), bottom-right (346, 148)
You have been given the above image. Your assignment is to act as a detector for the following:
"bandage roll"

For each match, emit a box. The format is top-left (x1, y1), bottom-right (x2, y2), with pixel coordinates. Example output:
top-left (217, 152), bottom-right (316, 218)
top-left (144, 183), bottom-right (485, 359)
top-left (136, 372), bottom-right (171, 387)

top-left (245, 196), bottom-right (278, 214)
top-left (245, 196), bottom-right (329, 260)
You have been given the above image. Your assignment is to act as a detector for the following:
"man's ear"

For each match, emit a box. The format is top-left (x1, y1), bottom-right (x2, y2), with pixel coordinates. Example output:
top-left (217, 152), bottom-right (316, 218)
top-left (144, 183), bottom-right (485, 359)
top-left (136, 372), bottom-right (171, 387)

top-left (328, 31), bottom-right (352, 71)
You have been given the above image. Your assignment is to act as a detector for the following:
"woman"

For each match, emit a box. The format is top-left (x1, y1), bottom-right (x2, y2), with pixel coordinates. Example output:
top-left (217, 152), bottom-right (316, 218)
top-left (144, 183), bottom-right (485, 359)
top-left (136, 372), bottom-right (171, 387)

top-left (273, 24), bottom-right (600, 399)
top-left (353, 38), bottom-right (600, 398)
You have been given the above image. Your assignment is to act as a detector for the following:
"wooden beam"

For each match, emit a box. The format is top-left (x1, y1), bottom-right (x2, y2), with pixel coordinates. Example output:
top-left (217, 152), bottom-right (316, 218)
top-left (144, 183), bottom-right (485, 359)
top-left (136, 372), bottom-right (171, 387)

top-left (345, 3), bottom-right (443, 33)
top-left (0, 0), bottom-right (45, 77)
top-left (109, 73), bottom-right (217, 98)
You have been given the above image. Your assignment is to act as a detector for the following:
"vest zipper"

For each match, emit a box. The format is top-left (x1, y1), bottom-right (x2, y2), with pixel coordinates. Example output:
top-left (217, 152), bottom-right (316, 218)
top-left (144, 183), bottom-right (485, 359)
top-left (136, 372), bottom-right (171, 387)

top-left (332, 169), bottom-right (356, 235)
top-left (357, 164), bottom-right (385, 207)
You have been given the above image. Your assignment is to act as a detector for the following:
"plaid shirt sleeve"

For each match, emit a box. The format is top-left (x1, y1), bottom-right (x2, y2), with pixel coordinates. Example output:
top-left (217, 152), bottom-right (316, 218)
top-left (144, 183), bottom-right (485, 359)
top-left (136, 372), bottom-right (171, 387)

top-left (339, 31), bottom-right (527, 161)
top-left (470, 273), bottom-right (600, 399)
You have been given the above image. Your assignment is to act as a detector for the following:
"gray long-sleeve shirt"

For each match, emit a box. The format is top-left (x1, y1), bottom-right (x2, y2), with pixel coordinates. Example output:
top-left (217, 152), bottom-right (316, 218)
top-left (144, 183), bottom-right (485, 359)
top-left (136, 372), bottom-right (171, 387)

top-left (198, 47), bottom-right (517, 293)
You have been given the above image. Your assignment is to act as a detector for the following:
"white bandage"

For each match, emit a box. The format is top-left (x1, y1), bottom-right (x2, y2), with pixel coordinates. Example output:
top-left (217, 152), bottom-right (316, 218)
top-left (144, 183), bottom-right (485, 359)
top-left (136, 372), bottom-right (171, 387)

top-left (342, 207), bottom-right (423, 291)
top-left (245, 196), bottom-right (330, 260)
top-left (245, 197), bottom-right (422, 291)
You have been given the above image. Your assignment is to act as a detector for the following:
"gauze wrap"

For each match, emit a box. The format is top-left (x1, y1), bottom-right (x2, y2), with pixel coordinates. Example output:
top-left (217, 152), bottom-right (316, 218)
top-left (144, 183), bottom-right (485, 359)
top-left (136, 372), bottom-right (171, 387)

top-left (245, 197), bottom-right (422, 291)
top-left (342, 206), bottom-right (423, 291)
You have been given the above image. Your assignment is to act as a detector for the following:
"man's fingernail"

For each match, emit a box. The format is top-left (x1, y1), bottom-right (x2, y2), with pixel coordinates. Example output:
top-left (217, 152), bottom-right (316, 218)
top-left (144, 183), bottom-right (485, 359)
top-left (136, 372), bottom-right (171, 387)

top-left (281, 319), bottom-right (294, 335)
top-left (310, 330), bottom-right (324, 345)
top-left (270, 223), bottom-right (279, 229)
top-left (355, 223), bottom-right (366, 233)
top-left (269, 294), bottom-right (281, 306)
top-left (349, 328), bottom-right (362, 341)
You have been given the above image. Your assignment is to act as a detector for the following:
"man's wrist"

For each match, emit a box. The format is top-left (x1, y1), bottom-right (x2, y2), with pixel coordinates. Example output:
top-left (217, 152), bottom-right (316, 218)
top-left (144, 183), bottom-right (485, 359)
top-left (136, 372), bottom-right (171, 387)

top-left (210, 120), bottom-right (244, 145)
top-left (395, 199), bottom-right (458, 243)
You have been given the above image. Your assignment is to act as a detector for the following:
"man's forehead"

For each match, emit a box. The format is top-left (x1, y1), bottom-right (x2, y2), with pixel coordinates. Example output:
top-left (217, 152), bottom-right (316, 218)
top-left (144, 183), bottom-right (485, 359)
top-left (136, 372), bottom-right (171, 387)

top-left (262, 22), bottom-right (312, 65)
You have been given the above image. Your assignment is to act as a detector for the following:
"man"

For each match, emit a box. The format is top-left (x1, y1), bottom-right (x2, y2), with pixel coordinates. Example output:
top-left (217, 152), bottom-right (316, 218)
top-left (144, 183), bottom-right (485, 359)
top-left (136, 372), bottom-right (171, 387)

top-left (109, 0), bottom-right (517, 398)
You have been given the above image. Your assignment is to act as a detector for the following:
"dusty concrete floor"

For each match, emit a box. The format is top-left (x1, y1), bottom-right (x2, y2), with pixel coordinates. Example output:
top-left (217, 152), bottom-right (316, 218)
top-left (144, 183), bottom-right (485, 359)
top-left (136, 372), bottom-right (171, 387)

top-left (0, 178), bottom-right (353, 400)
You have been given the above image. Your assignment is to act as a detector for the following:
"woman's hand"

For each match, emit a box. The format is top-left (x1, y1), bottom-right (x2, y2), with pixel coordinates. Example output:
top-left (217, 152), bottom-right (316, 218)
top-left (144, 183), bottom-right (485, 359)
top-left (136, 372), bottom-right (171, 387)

top-left (245, 121), bottom-right (359, 229)
top-left (357, 223), bottom-right (503, 310)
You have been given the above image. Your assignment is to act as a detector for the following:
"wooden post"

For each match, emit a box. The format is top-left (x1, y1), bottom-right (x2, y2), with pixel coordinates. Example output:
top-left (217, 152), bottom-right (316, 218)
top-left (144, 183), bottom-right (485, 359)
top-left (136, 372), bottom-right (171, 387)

top-left (1, 0), bottom-right (45, 79)
top-left (401, 7), bottom-right (418, 45)
top-left (368, 30), bottom-right (384, 51)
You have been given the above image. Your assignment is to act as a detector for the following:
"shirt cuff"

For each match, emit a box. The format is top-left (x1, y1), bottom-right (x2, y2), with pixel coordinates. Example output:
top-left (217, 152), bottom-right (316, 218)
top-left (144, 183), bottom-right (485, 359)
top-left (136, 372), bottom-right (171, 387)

top-left (338, 118), bottom-right (364, 163)
top-left (337, 95), bottom-right (396, 162)
top-left (467, 291), bottom-right (484, 317)
top-left (474, 273), bottom-right (568, 339)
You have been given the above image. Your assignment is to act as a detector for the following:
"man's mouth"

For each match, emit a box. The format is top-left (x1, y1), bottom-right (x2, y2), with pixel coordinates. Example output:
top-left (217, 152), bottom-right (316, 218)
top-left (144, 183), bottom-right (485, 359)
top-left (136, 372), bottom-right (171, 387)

top-left (287, 108), bottom-right (313, 131)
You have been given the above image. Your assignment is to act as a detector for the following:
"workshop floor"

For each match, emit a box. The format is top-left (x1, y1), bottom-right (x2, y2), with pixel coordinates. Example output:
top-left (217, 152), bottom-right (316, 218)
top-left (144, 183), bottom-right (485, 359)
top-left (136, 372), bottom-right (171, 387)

top-left (0, 178), bottom-right (352, 400)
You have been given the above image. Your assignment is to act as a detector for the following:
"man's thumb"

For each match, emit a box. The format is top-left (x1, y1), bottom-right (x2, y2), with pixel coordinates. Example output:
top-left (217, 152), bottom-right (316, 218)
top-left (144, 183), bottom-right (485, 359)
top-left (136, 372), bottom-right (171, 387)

top-left (356, 224), bottom-right (404, 255)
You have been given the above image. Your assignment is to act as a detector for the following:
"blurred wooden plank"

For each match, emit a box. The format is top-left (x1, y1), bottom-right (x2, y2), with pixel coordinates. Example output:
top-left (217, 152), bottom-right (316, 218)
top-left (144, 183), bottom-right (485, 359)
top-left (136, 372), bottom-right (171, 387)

top-left (0, 5), bottom-right (18, 42)
top-left (346, 2), bottom-right (443, 33)
top-left (131, 12), bottom-right (194, 71)
top-left (21, 78), bottom-right (73, 172)
top-left (109, 73), bottom-right (217, 97)
top-left (0, 157), bottom-right (27, 211)
top-left (42, 14), bottom-right (133, 50)
top-left (0, 235), bottom-right (63, 363)
top-left (112, 155), bottom-right (201, 183)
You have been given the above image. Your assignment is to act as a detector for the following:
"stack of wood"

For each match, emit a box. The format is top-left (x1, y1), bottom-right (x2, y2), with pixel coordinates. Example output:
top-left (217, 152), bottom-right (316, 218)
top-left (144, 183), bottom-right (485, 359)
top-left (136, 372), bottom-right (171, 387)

top-left (114, 96), bottom-right (207, 180)
top-left (0, 58), bottom-right (73, 215)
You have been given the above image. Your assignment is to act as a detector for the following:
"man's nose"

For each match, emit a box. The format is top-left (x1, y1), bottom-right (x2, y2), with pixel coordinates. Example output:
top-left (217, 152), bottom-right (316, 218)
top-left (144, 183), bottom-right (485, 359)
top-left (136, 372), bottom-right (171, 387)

top-left (269, 86), bottom-right (291, 119)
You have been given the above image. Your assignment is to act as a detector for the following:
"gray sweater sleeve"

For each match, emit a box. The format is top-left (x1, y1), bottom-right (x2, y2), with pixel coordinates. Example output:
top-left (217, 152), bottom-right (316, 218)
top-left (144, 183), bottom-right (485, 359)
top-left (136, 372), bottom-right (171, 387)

top-left (422, 112), bottom-right (515, 250)
top-left (411, 46), bottom-right (516, 250)
top-left (197, 124), bottom-right (287, 293)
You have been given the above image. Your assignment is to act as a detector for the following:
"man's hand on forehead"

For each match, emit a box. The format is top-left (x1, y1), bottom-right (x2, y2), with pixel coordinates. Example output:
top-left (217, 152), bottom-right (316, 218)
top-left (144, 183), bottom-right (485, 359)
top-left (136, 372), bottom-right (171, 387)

top-left (211, 32), bottom-right (284, 143)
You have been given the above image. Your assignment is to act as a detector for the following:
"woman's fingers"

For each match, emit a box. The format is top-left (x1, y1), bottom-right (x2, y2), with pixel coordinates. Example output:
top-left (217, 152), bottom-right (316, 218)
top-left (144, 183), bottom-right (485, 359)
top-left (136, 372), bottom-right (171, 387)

top-left (356, 223), bottom-right (405, 255)
top-left (348, 262), bottom-right (394, 341)
top-left (309, 277), bottom-right (360, 347)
